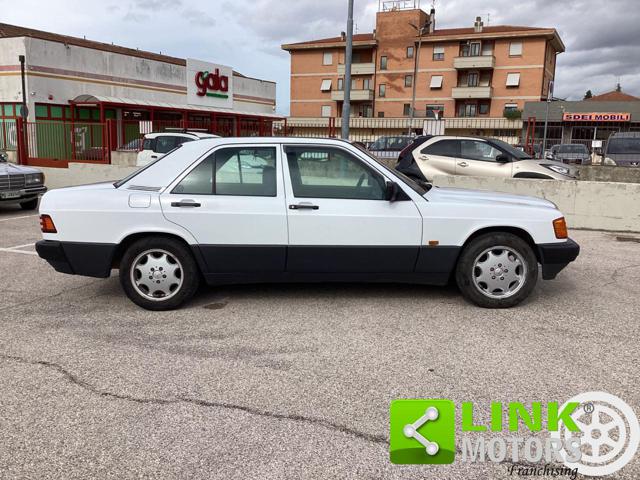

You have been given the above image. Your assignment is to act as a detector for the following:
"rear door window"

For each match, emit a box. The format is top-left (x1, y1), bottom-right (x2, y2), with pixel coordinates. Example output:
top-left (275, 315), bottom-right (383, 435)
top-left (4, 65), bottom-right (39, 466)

top-left (155, 136), bottom-right (179, 154)
top-left (460, 140), bottom-right (502, 162)
top-left (422, 140), bottom-right (460, 157)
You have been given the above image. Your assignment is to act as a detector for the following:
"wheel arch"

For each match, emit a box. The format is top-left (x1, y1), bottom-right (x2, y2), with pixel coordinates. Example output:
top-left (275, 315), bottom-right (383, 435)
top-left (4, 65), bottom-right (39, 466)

top-left (462, 225), bottom-right (541, 263)
top-left (111, 231), bottom-right (205, 272)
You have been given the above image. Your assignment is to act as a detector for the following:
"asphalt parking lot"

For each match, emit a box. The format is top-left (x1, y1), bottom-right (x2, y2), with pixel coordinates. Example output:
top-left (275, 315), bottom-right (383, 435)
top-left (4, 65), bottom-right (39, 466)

top-left (0, 204), bottom-right (639, 479)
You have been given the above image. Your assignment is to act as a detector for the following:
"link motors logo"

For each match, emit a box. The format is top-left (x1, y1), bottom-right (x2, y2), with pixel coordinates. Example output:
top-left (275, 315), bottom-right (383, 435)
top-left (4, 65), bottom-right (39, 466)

top-left (194, 68), bottom-right (229, 99)
top-left (390, 392), bottom-right (639, 477)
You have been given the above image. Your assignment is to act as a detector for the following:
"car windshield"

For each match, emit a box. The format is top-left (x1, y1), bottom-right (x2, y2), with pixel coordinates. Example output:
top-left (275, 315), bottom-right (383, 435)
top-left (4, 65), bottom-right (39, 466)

top-left (607, 137), bottom-right (640, 155)
top-left (350, 141), bottom-right (429, 195)
top-left (558, 144), bottom-right (588, 153)
top-left (489, 138), bottom-right (533, 160)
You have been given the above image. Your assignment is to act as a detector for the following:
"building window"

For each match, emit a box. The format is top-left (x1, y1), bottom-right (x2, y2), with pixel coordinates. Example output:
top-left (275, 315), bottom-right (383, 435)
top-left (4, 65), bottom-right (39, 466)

top-left (430, 75), bottom-right (443, 89)
top-left (337, 78), bottom-right (344, 91)
top-left (479, 102), bottom-right (490, 115)
top-left (426, 104), bottom-right (444, 118)
top-left (509, 42), bottom-right (523, 56)
top-left (407, 46), bottom-right (414, 58)
top-left (321, 105), bottom-right (332, 117)
top-left (323, 52), bottom-right (333, 65)
top-left (351, 78), bottom-right (357, 90)
top-left (458, 103), bottom-right (478, 117)
top-left (363, 78), bottom-right (371, 90)
top-left (380, 55), bottom-right (387, 70)
top-left (506, 72), bottom-right (521, 87)
top-left (378, 111), bottom-right (385, 118)
top-left (433, 45), bottom-right (444, 61)
top-left (378, 84), bottom-right (386, 97)
top-left (403, 104), bottom-right (411, 116)
top-left (320, 79), bottom-right (332, 91)
top-left (467, 72), bottom-right (479, 87)
top-left (504, 103), bottom-right (518, 111)
top-left (405, 75), bottom-right (413, 87)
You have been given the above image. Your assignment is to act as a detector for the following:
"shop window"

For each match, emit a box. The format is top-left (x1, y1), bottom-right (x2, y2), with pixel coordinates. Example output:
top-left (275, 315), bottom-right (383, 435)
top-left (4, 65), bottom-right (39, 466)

top-left (35, 104), bottom-right (49, 118)
top-left (78, 108), bottom-right (91, 120)
top-left (105, 109), bottom-right (116, 120)
top-left (65, 107), bottom-right (72, 119)
top-left (50, 106), bottom-right (63, 119)
top-left (2, 104), bottom-right (16, 117)
top-left (91, 109), bottom-right (100, 120)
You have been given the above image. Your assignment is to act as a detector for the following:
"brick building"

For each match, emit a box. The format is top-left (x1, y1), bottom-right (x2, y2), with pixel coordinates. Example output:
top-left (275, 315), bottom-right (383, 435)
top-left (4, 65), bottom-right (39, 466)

top-left (282, 3), bottom-right (564, 132)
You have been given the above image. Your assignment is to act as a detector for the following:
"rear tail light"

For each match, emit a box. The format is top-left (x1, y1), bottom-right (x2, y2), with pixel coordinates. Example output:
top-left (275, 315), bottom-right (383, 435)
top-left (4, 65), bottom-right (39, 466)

top-left (40, 214), bottom-right (57, 233)
top-left (553, 217), bottom-right (568, 239)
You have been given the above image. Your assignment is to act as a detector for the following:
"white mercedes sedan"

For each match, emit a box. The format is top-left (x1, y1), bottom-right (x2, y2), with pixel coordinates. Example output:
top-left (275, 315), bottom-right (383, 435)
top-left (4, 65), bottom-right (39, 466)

top-left (35, 137), bottom-right (579, 310)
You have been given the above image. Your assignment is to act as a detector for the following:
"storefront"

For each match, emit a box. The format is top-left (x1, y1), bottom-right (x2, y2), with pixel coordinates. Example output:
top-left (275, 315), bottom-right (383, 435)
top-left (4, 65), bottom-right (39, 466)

top-left (522, 92), bottom-right (640, 153)
top-left (0, 23), bottom-right (279, 165)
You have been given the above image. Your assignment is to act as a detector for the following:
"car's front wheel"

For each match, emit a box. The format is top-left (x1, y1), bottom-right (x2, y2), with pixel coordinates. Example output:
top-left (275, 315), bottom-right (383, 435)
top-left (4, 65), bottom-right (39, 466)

top-left (455, 233), bottom-right (538, 308)
top-left (119, 237), bottom-right (200, 310)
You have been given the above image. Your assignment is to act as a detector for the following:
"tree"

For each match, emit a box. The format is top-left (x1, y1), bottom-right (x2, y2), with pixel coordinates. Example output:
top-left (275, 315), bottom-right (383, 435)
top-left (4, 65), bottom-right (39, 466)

top-left (584, 90), bottom-right (593, 99)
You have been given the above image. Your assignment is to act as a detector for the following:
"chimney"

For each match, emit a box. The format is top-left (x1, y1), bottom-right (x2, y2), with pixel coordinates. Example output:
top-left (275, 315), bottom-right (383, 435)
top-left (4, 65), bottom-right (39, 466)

top-left (429, 8), bottom-right (436, 33)
top-left (340, 31), bottom-right (346, 41)
top-left (474, 16), bottom-right (484, 33)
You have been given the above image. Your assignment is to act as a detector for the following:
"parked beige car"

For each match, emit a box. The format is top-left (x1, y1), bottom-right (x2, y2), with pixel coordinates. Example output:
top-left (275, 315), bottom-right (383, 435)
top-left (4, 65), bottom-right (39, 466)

top-left (395, 136), bottom-right (578, 181)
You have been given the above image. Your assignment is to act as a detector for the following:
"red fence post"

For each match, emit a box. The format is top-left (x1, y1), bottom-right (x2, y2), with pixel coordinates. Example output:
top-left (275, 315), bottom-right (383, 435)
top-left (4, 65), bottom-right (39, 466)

top-left (16, 117), bottom-right (24, 165)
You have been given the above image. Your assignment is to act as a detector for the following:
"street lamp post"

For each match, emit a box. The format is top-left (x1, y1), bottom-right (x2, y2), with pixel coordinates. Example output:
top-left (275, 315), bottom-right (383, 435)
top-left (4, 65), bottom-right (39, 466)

top-left (407, 22), bottom-right (427, 135)
top-left (341, 0), bottom-right (354, 139)
top-left (542, 79), bottom-right (554, 158)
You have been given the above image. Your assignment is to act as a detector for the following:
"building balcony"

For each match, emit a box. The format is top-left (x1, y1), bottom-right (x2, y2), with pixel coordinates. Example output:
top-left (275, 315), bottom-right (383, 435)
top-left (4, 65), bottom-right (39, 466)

top-left (451, 86), bottom-right (493, 99)
top-left (337, 62), bottom-right (375, 75)
top-left (331, 89), bottom-right (374, 101)
top-left (453, 55), bottom-right (495, 70)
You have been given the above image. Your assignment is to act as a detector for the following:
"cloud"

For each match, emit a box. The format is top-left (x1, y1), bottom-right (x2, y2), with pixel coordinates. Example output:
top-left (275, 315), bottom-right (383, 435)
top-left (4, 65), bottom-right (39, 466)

top-left (0, 0), bottom-right (637, 114)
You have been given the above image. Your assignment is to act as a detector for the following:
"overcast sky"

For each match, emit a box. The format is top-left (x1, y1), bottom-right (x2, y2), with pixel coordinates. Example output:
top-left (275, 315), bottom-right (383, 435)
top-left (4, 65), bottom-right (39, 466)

top-left (1, 0), bottom-right (639, 114)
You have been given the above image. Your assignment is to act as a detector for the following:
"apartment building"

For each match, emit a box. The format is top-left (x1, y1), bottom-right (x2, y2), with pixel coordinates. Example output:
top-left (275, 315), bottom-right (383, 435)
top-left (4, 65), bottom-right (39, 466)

top-left (282, 4), bottom-right (564, 128)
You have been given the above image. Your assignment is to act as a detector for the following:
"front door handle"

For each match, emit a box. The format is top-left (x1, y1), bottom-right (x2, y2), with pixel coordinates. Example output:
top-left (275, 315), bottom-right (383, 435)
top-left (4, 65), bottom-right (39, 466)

top-left (171, 199), bottom-right (201, 207)
top-left (458, 162), bottom-right (469, 167)
top-left (289, 203), bottom-right (319, 210)
top-left (419, 155), bottom-right (428, 161)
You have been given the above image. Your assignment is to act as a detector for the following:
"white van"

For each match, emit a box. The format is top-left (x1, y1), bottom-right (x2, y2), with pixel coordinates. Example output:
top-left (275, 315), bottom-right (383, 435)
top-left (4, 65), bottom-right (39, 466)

top-left (136, 131), bottom-right (219, 166)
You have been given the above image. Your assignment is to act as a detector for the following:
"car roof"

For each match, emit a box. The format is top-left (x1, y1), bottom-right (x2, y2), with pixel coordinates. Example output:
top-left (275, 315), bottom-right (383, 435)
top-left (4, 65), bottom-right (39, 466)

top-left (144, 131), bottom-right (218, 139)
top-left (610, 132), bottom-right (640, 138)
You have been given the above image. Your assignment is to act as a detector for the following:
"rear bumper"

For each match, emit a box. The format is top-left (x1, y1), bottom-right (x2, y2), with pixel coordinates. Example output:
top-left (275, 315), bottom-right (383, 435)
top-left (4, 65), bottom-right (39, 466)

top-left (537, 238), bottom-right (580, 280)
top-left (35, 240), bottom-right (116, 278)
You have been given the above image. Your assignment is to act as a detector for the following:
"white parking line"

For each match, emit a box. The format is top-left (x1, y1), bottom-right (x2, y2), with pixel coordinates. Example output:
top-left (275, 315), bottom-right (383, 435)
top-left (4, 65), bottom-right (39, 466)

top-left (7, 243), bottom-right (35, 250)
top-left (0, 214), bottom-right (38, 222)
top-left (0, 247), bottom-right (38, 256)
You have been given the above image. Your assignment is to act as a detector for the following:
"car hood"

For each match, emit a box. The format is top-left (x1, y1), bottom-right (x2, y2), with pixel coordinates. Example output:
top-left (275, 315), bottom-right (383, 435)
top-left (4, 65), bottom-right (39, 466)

top-left (425, 186), bottom-right (556, 209)
top-left (0, 162), bottom-right (41, 175)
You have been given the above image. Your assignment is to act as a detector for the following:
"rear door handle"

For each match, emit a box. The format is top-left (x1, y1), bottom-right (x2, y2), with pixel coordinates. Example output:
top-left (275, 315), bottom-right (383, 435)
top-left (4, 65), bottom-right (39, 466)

top-left (171, 199), bottom-right (201, 207)
top-left (151, 155), bottom-right (158, 159)
top-left (289, 203), bottom-right (319, 210)
top-left (419, 155), bottom-right (428, 161)
top-left (458, 162), bottom-right (469, 167)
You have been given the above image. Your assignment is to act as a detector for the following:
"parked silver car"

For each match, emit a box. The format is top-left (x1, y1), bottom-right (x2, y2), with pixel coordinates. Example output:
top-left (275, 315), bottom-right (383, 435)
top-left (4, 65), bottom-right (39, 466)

top-left (0, 151), bottom-right (47, 210)
top-left (548, 144), bottom-right (591, 165)
top-left (603, 132), bottom-right (640, 167)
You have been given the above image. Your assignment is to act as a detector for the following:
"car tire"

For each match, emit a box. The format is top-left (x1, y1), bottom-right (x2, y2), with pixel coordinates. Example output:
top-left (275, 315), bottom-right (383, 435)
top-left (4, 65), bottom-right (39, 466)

top-left (119, 237), bottom-right (200, 311)
top-left (455, 233), bottom-right (538, 308)
top-left (20, 198), bottom-right (39, 210)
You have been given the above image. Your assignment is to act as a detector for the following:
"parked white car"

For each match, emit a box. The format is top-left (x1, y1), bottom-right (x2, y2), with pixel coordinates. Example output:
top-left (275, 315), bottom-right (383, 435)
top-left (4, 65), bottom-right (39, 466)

top-left (136, 131), bottom-right (219, 166)
top-left (396, 135), bottom-right (579, 181)
top-left (36, 138), bottom-right (579, 310)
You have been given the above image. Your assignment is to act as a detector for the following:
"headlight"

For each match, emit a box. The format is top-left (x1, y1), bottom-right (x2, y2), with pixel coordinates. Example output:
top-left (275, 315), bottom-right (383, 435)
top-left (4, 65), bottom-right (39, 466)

top-left (603, 157), bottom-right (617, 166)
top-left (25, 173), bottom-right (44, 185)
top-left (542, 164), bottom-right (571, 176)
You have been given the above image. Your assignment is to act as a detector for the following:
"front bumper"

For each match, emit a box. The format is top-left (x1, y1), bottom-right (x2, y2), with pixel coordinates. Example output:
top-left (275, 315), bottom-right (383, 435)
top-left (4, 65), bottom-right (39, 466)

top-left (537, 238), bottom-right (580, 280)
top-left (35, 240), bottom-right (117, 278)
top-left (0, 185), bottom-right (47, 203)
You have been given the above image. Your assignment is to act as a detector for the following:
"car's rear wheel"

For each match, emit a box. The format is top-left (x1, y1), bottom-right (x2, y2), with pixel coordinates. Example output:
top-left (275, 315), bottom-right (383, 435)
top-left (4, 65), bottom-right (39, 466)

top-left (455, 233), bottom-right (538, 308)
top-left (20, 198), bottom-right (39, 210)
top-left (119, 237), bottom-right (200, 310)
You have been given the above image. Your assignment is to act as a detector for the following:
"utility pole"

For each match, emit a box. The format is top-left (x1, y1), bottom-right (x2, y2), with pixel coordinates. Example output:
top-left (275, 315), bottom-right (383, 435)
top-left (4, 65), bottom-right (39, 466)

top-left (341, 0), bottom-right (354, 139)
top-left (408, 21), bottom-right (428, 135)
top-left (542, 79), bottom-right (553, 158)
top-left (19, 55), bottom-right (27, 120)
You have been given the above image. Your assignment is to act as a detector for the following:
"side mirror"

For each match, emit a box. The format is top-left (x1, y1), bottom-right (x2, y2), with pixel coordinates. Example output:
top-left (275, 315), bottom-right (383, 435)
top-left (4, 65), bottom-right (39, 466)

top-left (496, 154), bottom-right (510, 163)
top-left (385, 181), bottom-right (399, 202)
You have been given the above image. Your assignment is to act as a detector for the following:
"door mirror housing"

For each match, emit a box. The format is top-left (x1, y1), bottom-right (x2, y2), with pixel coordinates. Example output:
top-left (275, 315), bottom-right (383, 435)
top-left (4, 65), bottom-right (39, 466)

top-left (496, 154), bottom-right (510, 163)
top-left (385, 181), bottom-right (399, 202)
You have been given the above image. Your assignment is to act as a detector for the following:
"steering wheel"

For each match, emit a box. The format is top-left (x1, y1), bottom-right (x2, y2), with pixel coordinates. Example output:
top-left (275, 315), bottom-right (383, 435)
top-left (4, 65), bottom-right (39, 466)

top-left (356, 173), bottom-right (366, 187)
